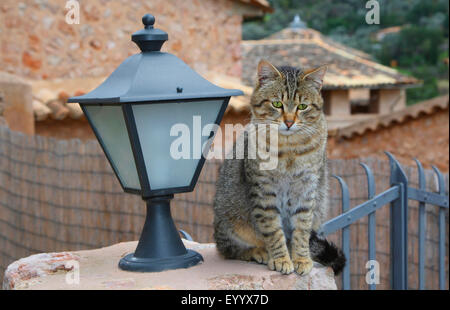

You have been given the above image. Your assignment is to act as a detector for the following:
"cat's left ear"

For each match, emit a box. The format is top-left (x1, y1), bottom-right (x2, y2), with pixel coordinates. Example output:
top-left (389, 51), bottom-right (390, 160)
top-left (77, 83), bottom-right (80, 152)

top-left (257, 59), bottom-right (282, 86)
top-left (301, 65), bottom-right (327, 91)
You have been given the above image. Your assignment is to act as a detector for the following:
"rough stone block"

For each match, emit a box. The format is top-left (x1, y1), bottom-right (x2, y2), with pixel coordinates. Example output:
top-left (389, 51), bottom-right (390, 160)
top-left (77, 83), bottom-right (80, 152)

top-left (3, 240), bottom-right (337, 290)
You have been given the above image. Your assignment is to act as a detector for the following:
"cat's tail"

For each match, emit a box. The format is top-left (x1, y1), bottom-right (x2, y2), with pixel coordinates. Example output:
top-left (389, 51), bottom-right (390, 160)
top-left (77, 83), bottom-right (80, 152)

top-left (309, 230), bottom-right (346, 275)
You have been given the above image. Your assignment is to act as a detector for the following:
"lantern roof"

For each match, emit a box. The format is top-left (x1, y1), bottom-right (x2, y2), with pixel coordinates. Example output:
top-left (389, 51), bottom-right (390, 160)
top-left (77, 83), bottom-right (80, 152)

top-left (68, 14), bottom-right (243, 104)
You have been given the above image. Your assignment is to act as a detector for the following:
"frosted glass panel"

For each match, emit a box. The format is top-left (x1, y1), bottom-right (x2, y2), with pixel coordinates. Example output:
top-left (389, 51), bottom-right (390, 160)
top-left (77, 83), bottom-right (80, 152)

top-left (132, 100), bottom-right (223, 190)
top-left (84, 105), bottom-right (141, 190)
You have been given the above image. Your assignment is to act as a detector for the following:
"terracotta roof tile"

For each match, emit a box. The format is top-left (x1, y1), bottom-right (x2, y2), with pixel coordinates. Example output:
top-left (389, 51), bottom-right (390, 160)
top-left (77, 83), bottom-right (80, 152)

top-left (31, 77), bottom-right (105, 122)
top-left (242, 28), bottom-right (420, 89)
top-left (31, 74), bottom-right (252, 121)
top-left (203, 73), bottom-right (252, 114)
top-left (267, 28), bottom-right (373, 60)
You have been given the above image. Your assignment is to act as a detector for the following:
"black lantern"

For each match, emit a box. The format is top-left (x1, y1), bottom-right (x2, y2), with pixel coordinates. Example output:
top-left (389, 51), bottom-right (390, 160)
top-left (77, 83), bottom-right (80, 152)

top-left (68, 14), bottom-right (242, 272)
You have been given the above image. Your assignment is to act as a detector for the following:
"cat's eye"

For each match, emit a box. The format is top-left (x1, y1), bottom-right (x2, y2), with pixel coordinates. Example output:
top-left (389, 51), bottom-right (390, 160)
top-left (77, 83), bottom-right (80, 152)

top-left (298, 103), bottom-right (308, 110)
top-left (272, 101), bottom-right (283, 108)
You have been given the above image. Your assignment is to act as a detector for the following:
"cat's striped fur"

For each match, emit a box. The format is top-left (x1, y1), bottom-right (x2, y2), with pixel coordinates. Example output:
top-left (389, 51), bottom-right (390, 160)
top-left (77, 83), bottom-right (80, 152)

top-left (213, 60), bottom-right (345, 276)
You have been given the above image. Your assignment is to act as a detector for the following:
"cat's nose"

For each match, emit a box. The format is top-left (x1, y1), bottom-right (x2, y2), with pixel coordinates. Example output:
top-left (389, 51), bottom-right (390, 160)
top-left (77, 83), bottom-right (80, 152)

top-left (284, 120), bottom-right (294, 129)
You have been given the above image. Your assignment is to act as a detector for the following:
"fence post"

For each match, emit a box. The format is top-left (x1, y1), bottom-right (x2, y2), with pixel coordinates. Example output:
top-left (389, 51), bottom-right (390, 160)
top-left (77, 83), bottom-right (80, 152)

top-left (414, 159), bottom-right (426, 290)
top-left (361, 163), bottom-right (376, 290)
top-left (386, 152), bottom-right (408, 290)
top-left (333, 175), bottom-right (351, 290)
top-left (432, 165), bottom-right (447, 290)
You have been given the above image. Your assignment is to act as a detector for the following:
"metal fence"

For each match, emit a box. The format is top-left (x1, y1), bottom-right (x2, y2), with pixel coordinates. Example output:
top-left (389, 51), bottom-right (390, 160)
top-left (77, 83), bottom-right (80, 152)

top-left (319, 152), bottom-right (449, 290)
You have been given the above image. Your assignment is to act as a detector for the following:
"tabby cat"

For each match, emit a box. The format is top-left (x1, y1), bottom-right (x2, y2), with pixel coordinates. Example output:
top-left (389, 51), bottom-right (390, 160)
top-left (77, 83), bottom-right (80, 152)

top-left (213, 60), bottom-right (345, 276)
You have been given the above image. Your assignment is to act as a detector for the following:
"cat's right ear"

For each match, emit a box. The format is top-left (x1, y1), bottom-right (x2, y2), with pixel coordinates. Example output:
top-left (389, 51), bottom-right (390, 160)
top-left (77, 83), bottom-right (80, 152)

top-left (257, 59), bottom-right (282, 86)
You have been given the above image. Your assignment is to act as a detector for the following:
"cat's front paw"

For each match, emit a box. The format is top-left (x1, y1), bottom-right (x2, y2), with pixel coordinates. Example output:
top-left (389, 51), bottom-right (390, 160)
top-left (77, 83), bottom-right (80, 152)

top-left (268, 256), bottom-right (294, 274)
top-left (251, 248), bottom-right (269, 264)
top-left (293, 257), bottom-right (313, 276)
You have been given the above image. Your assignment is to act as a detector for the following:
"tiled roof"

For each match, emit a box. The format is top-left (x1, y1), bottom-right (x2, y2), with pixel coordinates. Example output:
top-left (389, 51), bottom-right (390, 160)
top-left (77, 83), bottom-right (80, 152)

top-left (203, 73), bottom-right (252, 113)
top-left (242, 28), bottom-right (420, 89)
top-left (31, 77), bottom-right (105, 122)
top-left (267, 28), bottom-right (373, 60)
top-left (329, 95), bottom-right (449, 139)
top-left (31, 74), bottom-right (252, 121)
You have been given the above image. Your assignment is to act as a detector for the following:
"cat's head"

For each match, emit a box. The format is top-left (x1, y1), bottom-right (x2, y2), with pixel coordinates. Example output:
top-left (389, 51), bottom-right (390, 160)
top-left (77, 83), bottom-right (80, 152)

top-left (250, 59), bottom-right (327, 136)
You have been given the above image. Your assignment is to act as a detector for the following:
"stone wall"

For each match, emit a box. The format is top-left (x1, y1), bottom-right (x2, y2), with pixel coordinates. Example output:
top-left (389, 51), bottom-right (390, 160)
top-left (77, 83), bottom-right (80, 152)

top-left (0, 0), bottom-right (244, 80)
top-left (3, 240), bottom-right (337, 290)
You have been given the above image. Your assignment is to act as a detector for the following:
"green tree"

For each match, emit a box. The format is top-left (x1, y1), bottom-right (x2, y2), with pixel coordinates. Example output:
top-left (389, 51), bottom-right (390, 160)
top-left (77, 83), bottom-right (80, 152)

top-left (243, 0), bottom-right (449, 105)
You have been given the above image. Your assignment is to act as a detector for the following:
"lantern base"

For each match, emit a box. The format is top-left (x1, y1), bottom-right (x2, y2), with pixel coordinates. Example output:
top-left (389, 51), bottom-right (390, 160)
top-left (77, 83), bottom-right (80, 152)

top-left (119, 249), bottom-right (203, 272)
top-left (118, 194), bottom-right (203, 272)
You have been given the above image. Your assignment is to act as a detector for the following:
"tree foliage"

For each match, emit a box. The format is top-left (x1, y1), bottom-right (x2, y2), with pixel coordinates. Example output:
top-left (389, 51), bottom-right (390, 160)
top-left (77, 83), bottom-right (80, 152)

top-left (243, 0), bottom-right (449, 104)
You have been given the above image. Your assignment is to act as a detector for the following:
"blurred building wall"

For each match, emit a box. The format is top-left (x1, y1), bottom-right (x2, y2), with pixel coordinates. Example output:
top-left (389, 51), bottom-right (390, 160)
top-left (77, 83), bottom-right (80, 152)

top-left (0, 0), bottom-right (244, 80)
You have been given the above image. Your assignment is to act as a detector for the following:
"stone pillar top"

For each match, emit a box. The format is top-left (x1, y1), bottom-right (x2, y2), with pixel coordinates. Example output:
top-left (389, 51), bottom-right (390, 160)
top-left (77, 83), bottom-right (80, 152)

top-left (3, 240), bottom-right (337, 290)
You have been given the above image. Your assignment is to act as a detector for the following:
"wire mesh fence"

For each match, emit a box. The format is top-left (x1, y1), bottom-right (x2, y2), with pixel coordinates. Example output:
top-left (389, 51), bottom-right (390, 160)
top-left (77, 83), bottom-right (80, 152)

top-left (321, 154), bottom-right (449, 289)
top-left (0, 124), bottom-right (448, 289)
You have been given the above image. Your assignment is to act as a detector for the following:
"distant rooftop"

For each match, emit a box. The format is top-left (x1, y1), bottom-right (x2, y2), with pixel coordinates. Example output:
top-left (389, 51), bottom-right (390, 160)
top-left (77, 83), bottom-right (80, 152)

top-left (241, 20), bottom-right (420, 89)
top-left (290, 15), bottom-right (307, 29)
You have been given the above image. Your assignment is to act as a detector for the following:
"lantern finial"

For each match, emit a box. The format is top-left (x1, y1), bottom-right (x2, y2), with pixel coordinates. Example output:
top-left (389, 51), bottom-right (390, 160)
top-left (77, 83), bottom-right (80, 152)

top-left (132, 13), bottom-right (168, 52)
top-left (142, 14), bottom-right (155, 29)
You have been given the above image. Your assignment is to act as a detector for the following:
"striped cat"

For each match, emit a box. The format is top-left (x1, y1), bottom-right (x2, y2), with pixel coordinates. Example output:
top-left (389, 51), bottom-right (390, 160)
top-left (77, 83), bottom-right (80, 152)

top-left (213, 60), bottom-right (345, 276)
